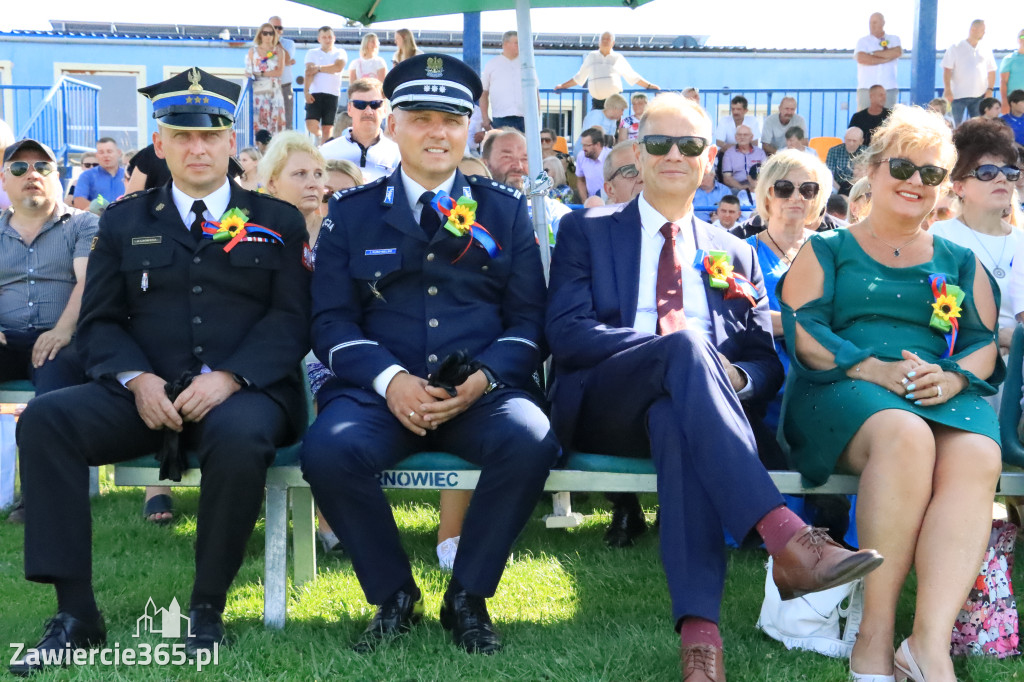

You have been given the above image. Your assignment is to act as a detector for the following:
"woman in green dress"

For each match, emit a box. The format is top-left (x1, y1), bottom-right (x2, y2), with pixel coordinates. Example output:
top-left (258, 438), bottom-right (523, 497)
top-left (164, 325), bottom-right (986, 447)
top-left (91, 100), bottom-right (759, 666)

top-left (779, 106), bottom-right (1003, 682)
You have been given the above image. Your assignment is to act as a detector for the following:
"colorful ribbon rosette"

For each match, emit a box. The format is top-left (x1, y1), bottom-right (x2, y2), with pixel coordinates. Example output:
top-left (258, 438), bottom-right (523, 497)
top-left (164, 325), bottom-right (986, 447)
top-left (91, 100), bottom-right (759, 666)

top-left (430, 190), bottom-right (502, 263)
top-left (928, 273), bottom-right (964, 358)
top-left (693, 250), bottom-right (759, 306)
top-left (202, 207), bottom-right (284, 252)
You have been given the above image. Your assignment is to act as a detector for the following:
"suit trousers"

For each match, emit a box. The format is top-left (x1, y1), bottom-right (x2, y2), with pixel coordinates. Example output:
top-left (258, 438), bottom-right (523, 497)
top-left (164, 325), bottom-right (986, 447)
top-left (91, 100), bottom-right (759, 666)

top-left (302, 388), bottom-right (559, 605)
top-left (0, 329), bottom-right (86, 395)
top-left (572, 331), bottom-right (784, 623)
top-left (17, 380), bottom-right (288, 611)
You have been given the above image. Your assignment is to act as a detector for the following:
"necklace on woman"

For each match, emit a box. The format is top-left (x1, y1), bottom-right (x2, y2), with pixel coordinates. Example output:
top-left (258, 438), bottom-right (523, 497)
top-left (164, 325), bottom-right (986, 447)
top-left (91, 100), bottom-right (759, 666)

top-left (870, 228), bottom-right (923, 257)
top-left (763, 229), bottom-right (799, 265)
top-left (965, 224), bottom-right (1009, 278)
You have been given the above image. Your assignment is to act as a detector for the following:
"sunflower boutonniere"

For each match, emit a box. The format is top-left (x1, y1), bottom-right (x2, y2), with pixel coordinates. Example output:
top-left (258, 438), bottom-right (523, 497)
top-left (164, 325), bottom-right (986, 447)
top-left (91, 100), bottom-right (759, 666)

top-left (693, 249), bottom-right (760, 306)
top-left (430, 190), bottom-right (502, 263)
top-left (202, 206), bottom-right (283, 252)
top-left (928, 273), bottom-right (964, 358)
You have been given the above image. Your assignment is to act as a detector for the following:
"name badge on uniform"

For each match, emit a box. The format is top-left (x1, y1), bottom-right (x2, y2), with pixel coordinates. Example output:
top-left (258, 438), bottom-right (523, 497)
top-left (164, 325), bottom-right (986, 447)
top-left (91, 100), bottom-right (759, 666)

top-left (384, 186), bottom-right (395, 206)
top-left (365, 248), bottom-right (397, 256)
top-left (131, 236), bottom-right (163, 246)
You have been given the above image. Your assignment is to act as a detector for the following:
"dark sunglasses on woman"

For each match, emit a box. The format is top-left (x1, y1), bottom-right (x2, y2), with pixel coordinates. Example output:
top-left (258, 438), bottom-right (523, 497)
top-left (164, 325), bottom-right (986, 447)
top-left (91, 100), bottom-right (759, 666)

top-left (966, 164), bottom-right (1022, 182)
top-left (6, 161), bottom-right (57, 177)
top-left (350, 100), bottom-right (385, 110)
top-left (885, 157), bottom-right (948, 186)
top-left (772, 180), bottom-right (819, 200)
top-left (639, 135), bottom-right (708, 157)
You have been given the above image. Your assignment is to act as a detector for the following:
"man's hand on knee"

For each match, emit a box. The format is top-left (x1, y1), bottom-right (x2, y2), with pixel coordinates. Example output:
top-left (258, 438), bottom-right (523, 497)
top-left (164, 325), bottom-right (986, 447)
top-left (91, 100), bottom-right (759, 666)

top-left (385, 372), bottom-right (437, 436)
top-left (173, 371), bottom-right (241, 423)
top-left (127, 372), bottom-right (183, 432)
top-left (419, 370), bottom-right (487, 427)
top-left (31, 326), bottom-right (73, 368)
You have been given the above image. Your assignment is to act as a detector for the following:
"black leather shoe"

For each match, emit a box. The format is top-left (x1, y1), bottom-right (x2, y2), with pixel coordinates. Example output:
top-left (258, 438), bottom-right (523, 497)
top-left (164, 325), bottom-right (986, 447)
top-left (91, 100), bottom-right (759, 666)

top-left (604, 498), bottom-right (647, 548)
top-left (440, 587), bottom-right (502, 654)
top-left (9, 612), bottom-right (106, 676)
top-left (352, 588), bottom-right (424, 653)
top-left (184, 604), bottom-right (226, 657)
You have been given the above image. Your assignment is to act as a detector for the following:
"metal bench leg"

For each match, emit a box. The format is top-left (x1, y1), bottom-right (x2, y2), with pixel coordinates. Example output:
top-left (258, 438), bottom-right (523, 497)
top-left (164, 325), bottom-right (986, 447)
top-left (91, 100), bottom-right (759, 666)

top-left (88, 466), bottom-right (100, 498)
top-left (544, 491), bottom-right (584, 529)
top-left (264, 483), bottom-right (288, 629)
top-left (289, 486), bottom-right (316, 587)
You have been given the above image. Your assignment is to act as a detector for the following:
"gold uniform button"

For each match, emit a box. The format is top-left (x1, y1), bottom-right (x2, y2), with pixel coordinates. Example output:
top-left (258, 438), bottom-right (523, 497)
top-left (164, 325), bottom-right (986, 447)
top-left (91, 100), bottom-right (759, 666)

top-left (428, 318), bottom-right (439, 328)
top-left (427, 286), bottom-right (438, 296)
top-left (426, 253), bottom-right (435, 262)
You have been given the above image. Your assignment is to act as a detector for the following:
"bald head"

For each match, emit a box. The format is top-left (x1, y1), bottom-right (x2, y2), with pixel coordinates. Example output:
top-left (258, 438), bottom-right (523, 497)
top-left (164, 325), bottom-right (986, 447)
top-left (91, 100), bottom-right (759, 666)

top-left (735, 125), bottom-right (753, 148)
top-left (599, 32), bottom-right (615, 55)
top-left (869, 13), bottom-right (885, 38)
top-left (844, 126), bottom-right (864, 153)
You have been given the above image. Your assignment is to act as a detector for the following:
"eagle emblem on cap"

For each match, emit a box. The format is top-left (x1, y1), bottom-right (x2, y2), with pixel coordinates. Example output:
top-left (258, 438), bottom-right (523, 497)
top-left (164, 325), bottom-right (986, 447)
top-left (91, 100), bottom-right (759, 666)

top-left (425, 56), bottom-right (444, 78)
top-left (188, 68), bottom-right (203, 93)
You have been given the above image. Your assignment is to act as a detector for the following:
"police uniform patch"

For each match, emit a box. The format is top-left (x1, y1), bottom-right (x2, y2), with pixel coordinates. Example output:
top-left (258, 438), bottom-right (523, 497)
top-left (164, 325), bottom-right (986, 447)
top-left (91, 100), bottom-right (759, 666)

top-left (303, 243), bottom-right (314, 271)
top-left (90, 236), bottom-right (99, 251)
top-left (384, 186), bottom-right (395, 205)
top-left (131, 236), bottom-right (163, 246)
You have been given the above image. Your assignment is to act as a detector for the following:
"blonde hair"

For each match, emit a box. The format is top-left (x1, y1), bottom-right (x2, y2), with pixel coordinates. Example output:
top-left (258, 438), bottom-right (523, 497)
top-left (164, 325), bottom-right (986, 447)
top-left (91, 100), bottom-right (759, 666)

top-left (638, 92), bottom-right (712, 140)
top-left (857, 105), bottom-right (957, 185)
top-left (258, 130), bottom-right (326, 187)
top-left (754, 149), bottom-right (831, 222)
top-left (252, 23), bottom-right (280, 51)
top-left (458, 156), bottom-right (491, 178)
top-left (325, 158), bottom-right (363, 187)
top-left (848, 177), bottom-right (872, 222)
top-left (394, 29), bottom-right (418, 63)
top-left (604, 94), bottom-right (628, 112)
top-left (360, 33), bottom-right (380, 59)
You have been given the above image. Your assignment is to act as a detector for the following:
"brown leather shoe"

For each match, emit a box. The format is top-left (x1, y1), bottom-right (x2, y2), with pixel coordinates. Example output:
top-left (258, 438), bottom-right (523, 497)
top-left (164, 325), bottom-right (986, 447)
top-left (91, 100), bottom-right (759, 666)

top-left (681, 644), bottom-right (725, 682)
top-left (773, 526), bottom-right (883, 600)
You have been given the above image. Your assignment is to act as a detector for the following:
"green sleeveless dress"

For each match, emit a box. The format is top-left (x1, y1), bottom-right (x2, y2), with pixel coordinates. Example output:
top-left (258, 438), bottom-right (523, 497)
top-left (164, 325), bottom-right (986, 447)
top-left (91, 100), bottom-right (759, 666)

top-left (778, 229), bottom-right (1004, 486)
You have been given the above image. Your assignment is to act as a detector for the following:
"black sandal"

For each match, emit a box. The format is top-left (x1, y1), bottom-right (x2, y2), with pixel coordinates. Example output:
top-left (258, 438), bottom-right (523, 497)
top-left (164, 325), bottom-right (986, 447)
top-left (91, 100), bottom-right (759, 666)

top-left (142, 494), bottom-right (174, 525)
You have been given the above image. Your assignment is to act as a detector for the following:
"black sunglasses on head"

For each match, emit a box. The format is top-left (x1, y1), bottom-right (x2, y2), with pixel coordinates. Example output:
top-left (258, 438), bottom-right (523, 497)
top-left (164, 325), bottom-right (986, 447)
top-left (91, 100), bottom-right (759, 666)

top-left (885, 157), bottom-right (948, 186)
top-left (6, 161), bottom-right (57, 177)
top-left (772, 180), bottom-right (819, 200)
top-left (640, 135), bottom-right (708, 157)
top-left (609, 164), bottom-right (640, 181)
top-left (966, 164), bottom-right (1022, 182)
top-left (350, 99), bottom-right (384, 110)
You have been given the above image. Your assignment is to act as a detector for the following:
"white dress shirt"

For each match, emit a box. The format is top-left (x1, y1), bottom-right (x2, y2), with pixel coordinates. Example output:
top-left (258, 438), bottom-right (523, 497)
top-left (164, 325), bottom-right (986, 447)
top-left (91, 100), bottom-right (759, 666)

top-left (370, 169), bottom-right (458, 397)
top-left (118, 179), bottom-right (232, 387)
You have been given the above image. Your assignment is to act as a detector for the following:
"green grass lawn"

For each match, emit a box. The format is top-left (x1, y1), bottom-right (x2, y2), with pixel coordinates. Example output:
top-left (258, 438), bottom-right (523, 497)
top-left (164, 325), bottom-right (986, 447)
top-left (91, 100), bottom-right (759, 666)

top-left (1, 484), bottom-right (1022, 681)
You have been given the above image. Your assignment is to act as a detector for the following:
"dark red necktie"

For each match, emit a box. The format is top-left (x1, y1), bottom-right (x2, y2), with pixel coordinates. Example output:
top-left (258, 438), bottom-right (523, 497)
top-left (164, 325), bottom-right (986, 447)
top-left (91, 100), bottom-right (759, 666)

top-left (656, 222), bottom-right (687, 334)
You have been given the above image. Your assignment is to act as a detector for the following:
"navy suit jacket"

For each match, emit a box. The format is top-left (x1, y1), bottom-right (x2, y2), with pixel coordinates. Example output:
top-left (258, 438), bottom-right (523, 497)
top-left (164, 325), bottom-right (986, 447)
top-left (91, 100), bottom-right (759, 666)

top-left (545, 197), bottom-right (784, 447)
top-left (312, 167), bottom-right (546, 408)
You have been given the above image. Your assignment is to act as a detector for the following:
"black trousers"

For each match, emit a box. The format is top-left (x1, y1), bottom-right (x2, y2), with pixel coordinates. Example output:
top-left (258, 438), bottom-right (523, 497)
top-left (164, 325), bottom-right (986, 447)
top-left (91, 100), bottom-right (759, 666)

top-left (0, 329), bottom-right (87, 395)
top-left (17, 380), bottom-right (288, 611)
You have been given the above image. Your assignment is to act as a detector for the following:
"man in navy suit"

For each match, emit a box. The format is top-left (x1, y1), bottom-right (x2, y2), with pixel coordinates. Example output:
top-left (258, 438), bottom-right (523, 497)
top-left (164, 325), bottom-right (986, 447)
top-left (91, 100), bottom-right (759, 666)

top-left (546, 93), bottom-right (882, 681)
top-left (302, 54), bottom-right (558, 655)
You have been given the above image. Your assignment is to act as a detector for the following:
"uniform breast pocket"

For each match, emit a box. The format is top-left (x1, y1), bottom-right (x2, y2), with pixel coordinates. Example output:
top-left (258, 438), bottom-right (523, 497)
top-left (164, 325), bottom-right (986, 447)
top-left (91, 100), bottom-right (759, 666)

top-left (120, 246), bottom-right (175, 273)
top-left (350, 253), bottom-right (402, 282)
top-left (228, 244), bottom-right (283, 270)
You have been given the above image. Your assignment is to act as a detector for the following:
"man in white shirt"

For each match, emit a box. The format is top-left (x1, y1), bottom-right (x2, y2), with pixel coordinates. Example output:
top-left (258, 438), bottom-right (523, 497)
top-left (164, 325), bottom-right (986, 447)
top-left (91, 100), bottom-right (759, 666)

top-left (268, 16), bottom-right (297, 129)
top-left (480, 31), bottom-right (529, 133)
top-left (854, 13), bottom-right (902, 111)
top-left (715, 96), bottom-right (761, 151)
top-left (304, 26), bottom-right (347, 144)
top-left (942, 19), bottom-right (998, 125)
top-left (319, 78), bottom-right (400, 183)
top-left (760, 97), bottom-right (807, 155)
top-left (553, 32), bottom-right (659, 109)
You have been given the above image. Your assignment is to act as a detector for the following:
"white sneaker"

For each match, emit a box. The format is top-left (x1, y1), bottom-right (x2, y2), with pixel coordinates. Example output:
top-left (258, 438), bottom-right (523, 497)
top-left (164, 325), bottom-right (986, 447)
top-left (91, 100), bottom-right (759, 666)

top-left (437, 536), bottom-right (460, 571)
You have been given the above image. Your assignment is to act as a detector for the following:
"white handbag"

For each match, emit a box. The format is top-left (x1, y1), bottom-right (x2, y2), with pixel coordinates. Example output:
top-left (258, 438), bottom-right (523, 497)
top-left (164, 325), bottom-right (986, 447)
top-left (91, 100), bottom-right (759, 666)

top-left (756, 555), bottom-right (864, 659)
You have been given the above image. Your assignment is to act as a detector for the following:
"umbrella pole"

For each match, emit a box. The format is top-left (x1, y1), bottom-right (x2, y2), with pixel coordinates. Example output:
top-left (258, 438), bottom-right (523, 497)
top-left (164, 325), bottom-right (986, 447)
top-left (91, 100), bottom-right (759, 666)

top-left (515, 0), bottom-right (551, 280)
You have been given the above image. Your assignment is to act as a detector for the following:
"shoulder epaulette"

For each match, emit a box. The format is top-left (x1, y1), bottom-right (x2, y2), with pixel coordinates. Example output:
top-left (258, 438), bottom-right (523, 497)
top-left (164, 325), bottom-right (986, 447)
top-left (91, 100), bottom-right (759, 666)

top-left (105, 187), bottom-right (156, 210)
top-left (467, 175), bottom-right (524, 201)
top-left (331, 175), bottom-right (388, 202)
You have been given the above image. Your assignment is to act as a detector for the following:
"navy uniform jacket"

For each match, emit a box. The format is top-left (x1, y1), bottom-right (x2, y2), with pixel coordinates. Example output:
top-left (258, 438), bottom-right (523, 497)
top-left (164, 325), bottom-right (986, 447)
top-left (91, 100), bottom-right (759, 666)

top-left (545, 198), bottom-right (784, 447)
top-left (312, 167), bottom-right (546, 407)
top-left (78, 181), bottom-right (311, 437)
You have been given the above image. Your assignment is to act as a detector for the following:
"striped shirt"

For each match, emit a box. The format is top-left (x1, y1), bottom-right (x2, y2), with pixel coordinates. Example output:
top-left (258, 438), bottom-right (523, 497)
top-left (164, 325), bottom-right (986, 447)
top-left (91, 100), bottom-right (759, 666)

top-left (0, 203), bottom-right (98, 331)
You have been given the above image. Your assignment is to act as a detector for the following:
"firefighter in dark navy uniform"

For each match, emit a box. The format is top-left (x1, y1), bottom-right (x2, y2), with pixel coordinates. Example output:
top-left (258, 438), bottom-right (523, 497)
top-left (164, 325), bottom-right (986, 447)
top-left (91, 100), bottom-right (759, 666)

top-left (10, 67), bottom-right (310, 676)
top-left (302, 53), bottom-right (558, 655)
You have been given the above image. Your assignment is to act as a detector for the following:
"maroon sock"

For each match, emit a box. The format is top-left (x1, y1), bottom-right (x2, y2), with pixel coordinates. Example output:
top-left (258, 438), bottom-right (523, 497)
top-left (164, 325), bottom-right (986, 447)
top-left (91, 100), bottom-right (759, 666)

top-left (678, 617), bottom-right (723, 649)
top-left (756, 505), bottom-right (807, 557)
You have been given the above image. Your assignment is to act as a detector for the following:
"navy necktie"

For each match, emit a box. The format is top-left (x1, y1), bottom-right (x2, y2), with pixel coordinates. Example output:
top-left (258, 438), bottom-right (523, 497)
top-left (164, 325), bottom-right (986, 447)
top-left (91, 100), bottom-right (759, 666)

top-left (419, 191), bottom-right (440, 238)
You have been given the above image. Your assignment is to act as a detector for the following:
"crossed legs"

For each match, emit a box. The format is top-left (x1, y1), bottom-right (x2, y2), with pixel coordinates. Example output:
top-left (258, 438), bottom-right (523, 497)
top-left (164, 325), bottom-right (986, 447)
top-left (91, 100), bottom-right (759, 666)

top-left (842, 410), bottom-right (1001, 681)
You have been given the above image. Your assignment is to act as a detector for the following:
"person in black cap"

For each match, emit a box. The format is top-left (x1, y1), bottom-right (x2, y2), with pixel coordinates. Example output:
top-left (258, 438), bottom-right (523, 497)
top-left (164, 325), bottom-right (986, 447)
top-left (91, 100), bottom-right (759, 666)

top-left (302, 53), bottom-right (557, 655)
top-left (9, 67), bottom-right (311, 675)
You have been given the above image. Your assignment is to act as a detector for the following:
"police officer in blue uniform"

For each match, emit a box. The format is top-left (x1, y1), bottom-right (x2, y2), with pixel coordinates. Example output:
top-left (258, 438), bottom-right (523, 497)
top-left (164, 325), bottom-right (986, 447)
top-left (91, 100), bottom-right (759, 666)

top-left (10, 68), bottom-right (310, 675)
top-left (302, 54), bottom-right (558, 655)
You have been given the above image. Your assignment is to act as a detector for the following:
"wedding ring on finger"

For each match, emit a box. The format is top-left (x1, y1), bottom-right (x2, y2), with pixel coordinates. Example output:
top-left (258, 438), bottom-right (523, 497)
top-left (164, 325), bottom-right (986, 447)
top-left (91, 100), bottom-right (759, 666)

top-left (901, 376), bottom-right (909, 385)
top-left (936, 385), bottom-right (942, 398)
top-left (409, 410), bottom-right (417, 418)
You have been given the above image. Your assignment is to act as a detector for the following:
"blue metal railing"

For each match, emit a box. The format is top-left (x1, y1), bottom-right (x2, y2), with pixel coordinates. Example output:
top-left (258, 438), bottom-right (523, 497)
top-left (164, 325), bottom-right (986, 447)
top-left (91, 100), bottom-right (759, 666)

top-left (0, 77), bottom-right (101, 168)
top-left (233, 79), bottom-right (255, 148)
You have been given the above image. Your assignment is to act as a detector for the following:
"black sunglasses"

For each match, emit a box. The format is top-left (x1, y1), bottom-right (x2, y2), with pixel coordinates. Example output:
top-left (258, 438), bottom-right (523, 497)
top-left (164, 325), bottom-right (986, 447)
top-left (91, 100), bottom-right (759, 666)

top-left (772, 180), bottom-right (820, 200)
top-left (6, 161), bottom-right (57, 177)
top-left (639, 135), bottom-right (708, 157)
top-left (81, 162), bottom-right (98, 169)
top-left (272, 25), bottom-right (284, 31)
top-left (966, 164), bottom-right (1022, 182)
top-left (261, 31), bottom-right (275, 36)
top-left (350, 99), bottom-right (384, 110)
top-left (540, 137), bottom-right (553, 143)
top-left (885, 157), bottom-right (948, 186)
top-left (609, 164), bottom-right (639, 181)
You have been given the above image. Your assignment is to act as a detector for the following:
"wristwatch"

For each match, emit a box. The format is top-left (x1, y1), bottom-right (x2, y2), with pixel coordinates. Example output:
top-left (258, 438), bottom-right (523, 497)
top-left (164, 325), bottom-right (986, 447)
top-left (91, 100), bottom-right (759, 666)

top-left (480, 366), bottom-right (502, 394)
